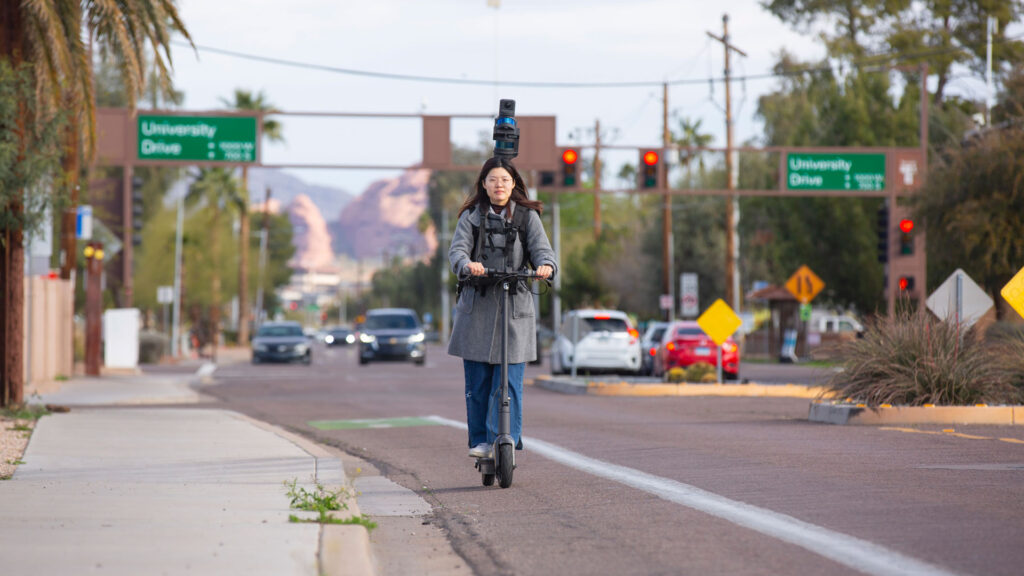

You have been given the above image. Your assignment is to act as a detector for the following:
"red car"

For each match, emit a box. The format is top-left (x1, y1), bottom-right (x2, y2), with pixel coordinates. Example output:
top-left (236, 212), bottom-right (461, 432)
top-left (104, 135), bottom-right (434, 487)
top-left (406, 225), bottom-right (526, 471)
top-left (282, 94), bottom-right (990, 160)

top-left (654, 321), bottom-right (740, 380)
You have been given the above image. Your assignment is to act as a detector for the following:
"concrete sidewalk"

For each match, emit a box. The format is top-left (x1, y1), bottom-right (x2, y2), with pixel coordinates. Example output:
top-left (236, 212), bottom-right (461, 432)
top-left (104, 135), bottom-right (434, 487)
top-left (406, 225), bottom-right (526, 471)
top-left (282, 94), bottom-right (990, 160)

top-left (0, 369), bottom-right (373, 576)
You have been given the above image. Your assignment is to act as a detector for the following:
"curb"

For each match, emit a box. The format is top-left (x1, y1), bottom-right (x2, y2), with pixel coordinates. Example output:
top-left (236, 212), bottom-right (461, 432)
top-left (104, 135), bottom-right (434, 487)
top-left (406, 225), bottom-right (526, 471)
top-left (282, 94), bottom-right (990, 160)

top-left (809, 402), bottom-right (1024, 426)
top-left (321, 525), bottom-right (375, 576)
top-left (533, 375), bottom-right (833, 399)
top-left (231, 413), bottom-right (373, 576)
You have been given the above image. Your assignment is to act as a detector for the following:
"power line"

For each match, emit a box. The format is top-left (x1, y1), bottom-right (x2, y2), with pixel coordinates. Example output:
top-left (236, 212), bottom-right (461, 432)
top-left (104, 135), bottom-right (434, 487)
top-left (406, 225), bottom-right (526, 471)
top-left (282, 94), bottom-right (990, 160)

top-left (173, 33), bottom-right (1024, 90)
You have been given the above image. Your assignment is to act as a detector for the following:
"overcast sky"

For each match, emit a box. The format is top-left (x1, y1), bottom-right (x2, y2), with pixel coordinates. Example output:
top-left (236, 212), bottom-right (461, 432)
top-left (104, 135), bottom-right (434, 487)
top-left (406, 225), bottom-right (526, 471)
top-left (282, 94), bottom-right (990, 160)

top-left (164, 0), bottom-right (990, 196)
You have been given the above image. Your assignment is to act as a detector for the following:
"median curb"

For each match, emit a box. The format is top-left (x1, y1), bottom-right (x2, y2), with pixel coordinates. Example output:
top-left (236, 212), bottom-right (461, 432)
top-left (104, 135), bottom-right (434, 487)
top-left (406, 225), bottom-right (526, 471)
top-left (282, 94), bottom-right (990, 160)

top-left (809, 402), bottom-right (1024, 426)
top-left (533, 375), bottom-right (833, 399)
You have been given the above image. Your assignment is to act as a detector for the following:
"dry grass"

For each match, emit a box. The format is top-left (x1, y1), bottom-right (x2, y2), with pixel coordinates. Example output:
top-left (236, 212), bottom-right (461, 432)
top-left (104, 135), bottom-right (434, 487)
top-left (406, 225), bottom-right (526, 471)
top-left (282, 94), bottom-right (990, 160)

top-left (828, 308), bottom-right (1024, 407)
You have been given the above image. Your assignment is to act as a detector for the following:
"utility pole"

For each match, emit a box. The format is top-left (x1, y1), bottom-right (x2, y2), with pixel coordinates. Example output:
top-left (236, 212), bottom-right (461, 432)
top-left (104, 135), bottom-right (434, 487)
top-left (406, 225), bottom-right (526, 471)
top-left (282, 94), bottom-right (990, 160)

top-left (440, 205), bottom-right (450, 343)
top-left (662, 83), bottom-right (674, 321)
top-left (708, 14), bottom-right (746, 313)
top-left (593, 118), bottom-right (602, 238)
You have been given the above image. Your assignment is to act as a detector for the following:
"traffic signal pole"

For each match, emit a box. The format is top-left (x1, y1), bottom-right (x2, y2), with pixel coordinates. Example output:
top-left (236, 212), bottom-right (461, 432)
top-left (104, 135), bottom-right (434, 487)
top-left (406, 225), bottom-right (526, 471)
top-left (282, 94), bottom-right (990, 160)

top-left (594, 118), bottom-right (602, 238)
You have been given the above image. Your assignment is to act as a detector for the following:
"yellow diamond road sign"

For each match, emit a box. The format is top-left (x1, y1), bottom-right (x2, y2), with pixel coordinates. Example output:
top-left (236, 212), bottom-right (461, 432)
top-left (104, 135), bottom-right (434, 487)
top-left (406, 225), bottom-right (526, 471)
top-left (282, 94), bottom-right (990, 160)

top-left (785, 265), bottom-right (825, 304)
top-left (1001, 265), bottom-right (1024, 320)
top-left (697, 299), bottom-right (742, 347)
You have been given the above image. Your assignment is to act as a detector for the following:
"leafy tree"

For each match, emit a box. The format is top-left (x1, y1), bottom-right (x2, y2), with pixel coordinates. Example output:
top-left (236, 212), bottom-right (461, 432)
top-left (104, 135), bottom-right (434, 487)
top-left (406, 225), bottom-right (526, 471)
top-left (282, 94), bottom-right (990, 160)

top-left (0, 0), bottom-right (190, 405)
top-left (186, 169), bottom-right (245, 349)
top-left (221, 89), bottom-right (283, 344)
top-left (912, 67), bottom-right (1024, 316)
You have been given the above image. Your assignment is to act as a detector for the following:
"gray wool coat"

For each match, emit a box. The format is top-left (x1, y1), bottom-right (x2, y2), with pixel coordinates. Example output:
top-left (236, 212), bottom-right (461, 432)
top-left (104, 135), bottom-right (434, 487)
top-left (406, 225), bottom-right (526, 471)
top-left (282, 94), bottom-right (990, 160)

top-left (447, 201), bottom-right (557, 364)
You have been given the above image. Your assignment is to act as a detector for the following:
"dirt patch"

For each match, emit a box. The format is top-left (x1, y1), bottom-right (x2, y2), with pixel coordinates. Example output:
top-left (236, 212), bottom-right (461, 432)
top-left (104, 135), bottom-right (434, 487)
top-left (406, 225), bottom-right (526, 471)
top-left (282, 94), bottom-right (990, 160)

top-left (0, 417), bottom-right (36, 480)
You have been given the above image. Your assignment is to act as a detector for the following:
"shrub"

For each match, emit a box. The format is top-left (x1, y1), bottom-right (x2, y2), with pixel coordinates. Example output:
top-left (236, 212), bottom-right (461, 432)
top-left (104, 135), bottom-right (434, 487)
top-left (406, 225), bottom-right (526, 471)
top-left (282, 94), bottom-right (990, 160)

top-left (828, 308), bottom-right (1023, 406)
top-left (685, 362), bottom-right (716, 383)
top-left (992, 329), bottom-right (1024, 392)
top-left (665, 367), bottom-right (686, 383)
top-left (138, 331), bottom-right (168, 364)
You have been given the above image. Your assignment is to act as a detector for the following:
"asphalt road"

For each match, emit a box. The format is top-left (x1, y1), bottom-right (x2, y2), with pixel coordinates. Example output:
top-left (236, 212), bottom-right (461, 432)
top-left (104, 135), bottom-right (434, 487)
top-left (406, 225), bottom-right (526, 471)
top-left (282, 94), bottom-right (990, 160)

top-left (200, 342), bottom-right (1024, 576)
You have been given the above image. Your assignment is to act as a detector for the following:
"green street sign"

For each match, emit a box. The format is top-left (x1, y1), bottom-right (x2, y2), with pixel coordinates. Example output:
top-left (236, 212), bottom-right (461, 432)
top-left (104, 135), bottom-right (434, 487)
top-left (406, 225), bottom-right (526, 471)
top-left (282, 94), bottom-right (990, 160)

top-left (137, 115), bottom-right (258, 163)
top-left (786, 153), bottom-right (885, 191)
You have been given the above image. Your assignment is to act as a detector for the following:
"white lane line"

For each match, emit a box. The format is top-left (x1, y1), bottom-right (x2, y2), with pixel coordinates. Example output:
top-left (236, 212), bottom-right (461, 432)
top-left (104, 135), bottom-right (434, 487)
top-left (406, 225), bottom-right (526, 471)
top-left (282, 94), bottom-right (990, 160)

top-left (195, 362), bottom-right (217, 379)
top-left (426, 415), bottom-right (961, 576)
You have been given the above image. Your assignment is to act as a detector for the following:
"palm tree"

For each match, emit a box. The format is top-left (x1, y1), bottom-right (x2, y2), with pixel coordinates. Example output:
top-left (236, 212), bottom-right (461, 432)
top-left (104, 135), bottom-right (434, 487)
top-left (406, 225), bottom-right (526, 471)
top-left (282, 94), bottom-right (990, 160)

top-left (0, 2), bottom-right (191, 406)
top-left (220, 89), bottom-right (283, 344)
top-left (187, 168), bottom-right (244, 361)
top-left (673, 117), bottom-right (713, 189)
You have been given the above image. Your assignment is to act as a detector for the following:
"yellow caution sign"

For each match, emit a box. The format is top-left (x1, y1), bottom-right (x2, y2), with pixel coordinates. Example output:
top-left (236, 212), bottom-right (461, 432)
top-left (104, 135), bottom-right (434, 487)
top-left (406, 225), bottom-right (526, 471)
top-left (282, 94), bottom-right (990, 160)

top-left (785, 265), bottom-right (825, 304)
top-left (1001, 266), bottom-right (1024, 320)
top-left (697, 299), bottom-right (742, 347)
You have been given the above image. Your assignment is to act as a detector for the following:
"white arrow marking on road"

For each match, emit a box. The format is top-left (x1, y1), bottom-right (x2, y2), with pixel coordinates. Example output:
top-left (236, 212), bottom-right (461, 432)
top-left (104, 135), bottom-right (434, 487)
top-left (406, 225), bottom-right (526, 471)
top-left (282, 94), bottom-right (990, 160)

top-left (427, 415), bottom-right (961, 576)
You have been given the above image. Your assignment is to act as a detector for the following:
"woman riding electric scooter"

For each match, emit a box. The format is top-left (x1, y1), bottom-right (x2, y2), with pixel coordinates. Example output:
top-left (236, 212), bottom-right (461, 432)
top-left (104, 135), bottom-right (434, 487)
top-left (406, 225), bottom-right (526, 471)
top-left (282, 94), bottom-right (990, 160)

top-left (447, 156), bottom-right (556, 487)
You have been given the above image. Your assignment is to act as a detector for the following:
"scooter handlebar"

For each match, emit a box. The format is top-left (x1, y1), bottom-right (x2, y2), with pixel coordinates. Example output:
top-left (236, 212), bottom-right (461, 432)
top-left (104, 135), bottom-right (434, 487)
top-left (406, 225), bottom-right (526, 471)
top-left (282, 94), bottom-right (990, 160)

top-left (484, 268), bottom-right (547, 280)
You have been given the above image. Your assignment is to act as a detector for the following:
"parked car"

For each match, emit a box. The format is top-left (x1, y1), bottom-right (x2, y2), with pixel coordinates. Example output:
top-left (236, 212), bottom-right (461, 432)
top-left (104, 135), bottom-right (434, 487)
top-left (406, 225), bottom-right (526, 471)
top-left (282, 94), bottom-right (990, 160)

top-left (324, 326), bottom-right (355, 346)
top-left (639, 321), bottom-right (671, 375)
top-left (251, 321), bottom-right (312, 365)
top-left (550, 309), bottom-right (642, 375)
top-left (358, 308), bottom-right (426, 365)
top-left (653, 321), bottom-right (739, 380)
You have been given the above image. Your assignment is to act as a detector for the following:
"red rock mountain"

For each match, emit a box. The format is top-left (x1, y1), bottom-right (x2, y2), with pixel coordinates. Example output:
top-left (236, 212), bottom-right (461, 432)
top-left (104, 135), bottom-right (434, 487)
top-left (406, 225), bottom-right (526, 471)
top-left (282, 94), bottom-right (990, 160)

top-left (331, 169), bottom-right (438, 261)
top-left (287, 194), bottom-right (336, 272)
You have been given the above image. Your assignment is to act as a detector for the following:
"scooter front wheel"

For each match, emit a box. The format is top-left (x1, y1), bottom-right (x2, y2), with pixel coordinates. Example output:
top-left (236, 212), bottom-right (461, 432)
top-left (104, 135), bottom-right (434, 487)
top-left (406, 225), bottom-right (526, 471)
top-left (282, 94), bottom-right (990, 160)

top-left (497, 444), bottom-right (514, 488)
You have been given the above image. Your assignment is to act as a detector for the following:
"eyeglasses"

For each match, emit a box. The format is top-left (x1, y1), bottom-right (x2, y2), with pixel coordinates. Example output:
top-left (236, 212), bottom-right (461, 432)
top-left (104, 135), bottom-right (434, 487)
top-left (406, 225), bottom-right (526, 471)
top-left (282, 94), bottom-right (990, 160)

top-left (485, 177), bottom-right (514, 186)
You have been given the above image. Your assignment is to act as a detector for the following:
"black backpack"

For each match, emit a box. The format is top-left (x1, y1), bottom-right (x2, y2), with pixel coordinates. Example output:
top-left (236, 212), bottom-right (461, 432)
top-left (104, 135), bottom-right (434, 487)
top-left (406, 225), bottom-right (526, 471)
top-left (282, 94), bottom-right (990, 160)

top-left (457, 202), bottom-right (534, 297)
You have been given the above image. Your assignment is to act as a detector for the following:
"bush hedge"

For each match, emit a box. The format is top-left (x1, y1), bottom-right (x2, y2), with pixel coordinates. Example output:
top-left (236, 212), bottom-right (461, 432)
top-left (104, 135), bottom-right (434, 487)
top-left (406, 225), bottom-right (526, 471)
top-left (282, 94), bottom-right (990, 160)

top-left (828, 308), bottom-right (1024, 406)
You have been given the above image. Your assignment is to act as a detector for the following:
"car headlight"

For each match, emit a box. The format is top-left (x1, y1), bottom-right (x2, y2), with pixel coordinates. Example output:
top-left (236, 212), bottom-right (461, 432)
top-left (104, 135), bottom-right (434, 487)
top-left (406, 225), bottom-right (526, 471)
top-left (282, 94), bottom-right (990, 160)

top-left (346, 334), bottom-right (355, 344)
top-left (253, 343), bottom-right (268, 352)
top-left (360, 333), bottom-right (376, 343)
top-left (295, 343), bottom-right (309, 353)
top-left (409, 332), bottom-right (425, 343)
top-left (325, 335), bottom-right (334, 344)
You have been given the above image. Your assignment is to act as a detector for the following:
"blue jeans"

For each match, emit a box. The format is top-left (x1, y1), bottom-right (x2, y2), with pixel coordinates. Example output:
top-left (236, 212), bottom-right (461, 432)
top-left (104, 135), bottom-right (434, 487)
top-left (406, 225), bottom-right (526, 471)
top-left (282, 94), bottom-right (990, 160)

top-left (464, 360), bottom-right (523, 449)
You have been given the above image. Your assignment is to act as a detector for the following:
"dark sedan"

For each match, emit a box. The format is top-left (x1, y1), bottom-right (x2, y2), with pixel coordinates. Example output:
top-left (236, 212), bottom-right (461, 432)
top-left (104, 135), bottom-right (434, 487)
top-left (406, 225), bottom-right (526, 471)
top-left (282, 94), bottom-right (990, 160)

top-left (252, 322), bottom-right (312, 365)
top-left (358, 308), bottom-right (426, 366)
top-left (324, 327), bottom-right (356, 347)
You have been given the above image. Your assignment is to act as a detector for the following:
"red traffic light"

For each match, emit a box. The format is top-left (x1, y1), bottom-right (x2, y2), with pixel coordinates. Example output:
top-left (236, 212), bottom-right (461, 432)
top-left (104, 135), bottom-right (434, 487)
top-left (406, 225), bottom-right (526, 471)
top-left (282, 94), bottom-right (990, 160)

top-left (642, 151), bottom-right (659, 166)
top-left (562, 149), bottom-right (578, 164)
top-left (897, 276), bottom-right (915, 291)
top-left (899, 219), bottom-right (914, 233)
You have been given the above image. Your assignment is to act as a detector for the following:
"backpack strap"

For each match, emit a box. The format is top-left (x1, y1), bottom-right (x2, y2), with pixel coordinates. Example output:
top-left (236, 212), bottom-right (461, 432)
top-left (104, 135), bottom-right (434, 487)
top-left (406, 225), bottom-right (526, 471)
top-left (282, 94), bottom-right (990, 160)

top-left (511, 204), bottom-right (533, 269)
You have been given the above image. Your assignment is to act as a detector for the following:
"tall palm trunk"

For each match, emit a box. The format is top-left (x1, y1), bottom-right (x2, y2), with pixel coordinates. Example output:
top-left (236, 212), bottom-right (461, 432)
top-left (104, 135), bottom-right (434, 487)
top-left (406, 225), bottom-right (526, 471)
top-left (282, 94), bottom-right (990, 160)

top-left (1, 1), bottom-right (26, 407)
top-left (237, 167), bottom-right (250, 344)
top-left (211, 206), bottom-right (221, 362)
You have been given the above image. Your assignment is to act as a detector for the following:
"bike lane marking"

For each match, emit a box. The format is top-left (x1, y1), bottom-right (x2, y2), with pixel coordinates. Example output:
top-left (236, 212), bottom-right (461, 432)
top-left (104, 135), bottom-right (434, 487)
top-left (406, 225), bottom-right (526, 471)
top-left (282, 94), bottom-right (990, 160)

top-left (427, 415), bottom-right (961, 576)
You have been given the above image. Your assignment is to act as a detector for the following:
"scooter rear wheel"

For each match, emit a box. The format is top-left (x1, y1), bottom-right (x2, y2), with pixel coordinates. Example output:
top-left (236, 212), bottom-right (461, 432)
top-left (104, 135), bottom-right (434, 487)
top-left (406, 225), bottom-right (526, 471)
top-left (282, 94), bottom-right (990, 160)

top-left (497, 444), bottom-right (514, 488)
top-left (482, 473), bottom-right (495, 486)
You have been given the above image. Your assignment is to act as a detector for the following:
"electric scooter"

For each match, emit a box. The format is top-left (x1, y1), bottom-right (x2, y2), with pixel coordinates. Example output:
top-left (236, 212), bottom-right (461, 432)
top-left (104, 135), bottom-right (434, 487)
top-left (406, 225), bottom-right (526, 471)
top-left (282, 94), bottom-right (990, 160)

top-left (475, 268), bottom-right (546, 489)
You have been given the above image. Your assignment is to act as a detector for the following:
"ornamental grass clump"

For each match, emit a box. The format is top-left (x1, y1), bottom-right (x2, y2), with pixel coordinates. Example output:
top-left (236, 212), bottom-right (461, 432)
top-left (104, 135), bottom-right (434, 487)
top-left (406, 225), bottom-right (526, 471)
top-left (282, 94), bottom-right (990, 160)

top-left (827, 307), bottom-right (1024, 407)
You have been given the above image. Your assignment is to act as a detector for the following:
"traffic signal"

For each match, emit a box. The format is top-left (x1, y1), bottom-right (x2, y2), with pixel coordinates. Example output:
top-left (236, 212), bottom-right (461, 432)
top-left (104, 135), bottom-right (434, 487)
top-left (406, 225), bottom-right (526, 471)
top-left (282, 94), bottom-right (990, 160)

top-left (897, 276), bottom-right (915, 292)
top-left (561, 148), bottom-right (579, 187)
top-left (876, 203), bottom-right (889, 263)
top-left (898, 218), bottom-right (914, 255)
top-left (639, 150), bottom-right (660, 189)
top-left (539, 148), bottom-right (580, 188)
top-left (131, 176), bottom-right (144, 246)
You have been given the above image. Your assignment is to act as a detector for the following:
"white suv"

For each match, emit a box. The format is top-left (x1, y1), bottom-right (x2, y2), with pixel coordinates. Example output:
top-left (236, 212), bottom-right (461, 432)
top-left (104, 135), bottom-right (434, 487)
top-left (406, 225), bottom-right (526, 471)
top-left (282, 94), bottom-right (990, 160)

top-left (550, 309), bottom-right (642, 375)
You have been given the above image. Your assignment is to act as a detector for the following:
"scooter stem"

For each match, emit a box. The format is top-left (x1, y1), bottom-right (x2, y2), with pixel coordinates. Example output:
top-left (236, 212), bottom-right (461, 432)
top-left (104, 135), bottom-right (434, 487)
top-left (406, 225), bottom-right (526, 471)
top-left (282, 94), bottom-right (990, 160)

top-left (499, 279), bottom-right (511, 438)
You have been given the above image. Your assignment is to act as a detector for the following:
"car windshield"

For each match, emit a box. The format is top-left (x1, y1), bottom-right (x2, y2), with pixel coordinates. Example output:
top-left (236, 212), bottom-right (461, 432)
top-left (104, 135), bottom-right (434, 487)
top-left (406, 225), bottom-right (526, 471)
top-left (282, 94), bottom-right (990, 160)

top-left (674, 327), bottom-right (706, 338)
top-left (647, 327), bottom-right (667, 342)
top-left (330, 329), bottom-right (351, 335)
top-left (257, 325), bottom-right (303, 338)
top-left (363, 314), bottom-right (418, 330)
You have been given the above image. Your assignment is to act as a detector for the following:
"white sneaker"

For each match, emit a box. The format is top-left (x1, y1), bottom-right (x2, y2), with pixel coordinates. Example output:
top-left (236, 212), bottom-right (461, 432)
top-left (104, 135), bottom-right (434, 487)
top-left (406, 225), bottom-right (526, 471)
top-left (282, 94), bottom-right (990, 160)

top-left (469, 443), bottom-right (492, 458)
